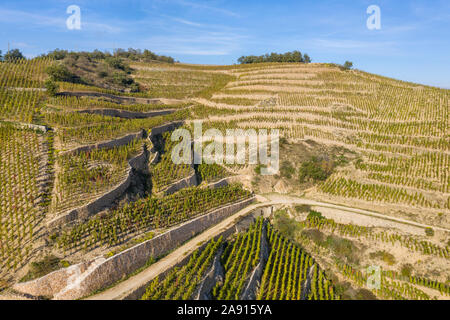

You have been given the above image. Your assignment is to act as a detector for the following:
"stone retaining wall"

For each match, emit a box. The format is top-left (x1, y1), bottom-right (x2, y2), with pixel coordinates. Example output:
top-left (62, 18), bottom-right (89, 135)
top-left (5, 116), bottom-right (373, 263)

top-left (15, 197), bottom-right (255, 300)
top-left (148, 121), bottom-right (183, 139)
top-left (78, 108), bottom-right (175, 119)
top-left (161, 171), bottom-right (198, 195)
top-left (47, 150), bottom-right (149, 229)
top-left (125, 206), bottom-right (270, 300)
top-left (49, 121), bottom-right (184, 228)
top-left (57, 91), bottom-right (164, 105)
top-left (1, 120), bottom-right (48, 132)
top-left (61, 131), bottom-right (146, 156)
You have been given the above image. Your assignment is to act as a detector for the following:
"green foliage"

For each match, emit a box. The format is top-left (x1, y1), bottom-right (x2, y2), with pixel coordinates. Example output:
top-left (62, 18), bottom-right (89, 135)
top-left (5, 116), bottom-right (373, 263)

top-left (325, 235), bottom-right (359, 264)
top-left (105, 57), bottom-right (128, 71)
top-left (54, 184), bottom-right (251, 252)
top-left (19, 255), bottom-right (70, 282)
top-left (273, 209), bottom-right (302, 240)
top-left (369, 250), bottom-right (396, 266)
top-left (151, 131), bottom-right (194, 192)
top-left (44, 78), bottom-right (59, 96)
top-left (41, 48), bottom-right (175, 64)
top-left (258, 223), bottom-right (339, 300)
top-left (238, 51), bottom-right (311, 64)
top-left (425, 227), bottom-right (434, 237)
top-left (45, 52), bottom-right (138, 92)
top-left (280, 161), bottom-right (295, 179)
top-left (307, 210), bottom-right (324, 221)
top-left (342, 61), bottom-right (353, 70)
top-left (0, 125), bottom-right (47, 275)
top-left (298, 157), bottom-right (334, 183)
top-left (198, 163), bottom-right (228, 183)
top-left (401, 264), bottom-right (413, 278)
top-left (141, 238), bottom-right (222, 300)
top-left (303, 54), bottom-right (312, 63)
top-left (214, 218), bottom-right (265, 300)
top-left (294, 204), bottom-right (311, 213)
top-left (4, 49), bottom-right (25, 61)
top-left (46, 63), bottom-right (83, 83)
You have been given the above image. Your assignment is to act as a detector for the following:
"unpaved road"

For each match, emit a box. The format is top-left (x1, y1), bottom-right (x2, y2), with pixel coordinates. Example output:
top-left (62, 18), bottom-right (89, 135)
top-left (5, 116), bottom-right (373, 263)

top-left (264, 194), bottom-right (450, 233)
top-left (86, 200), bottom-right (267, 300)
top-left (86, 194), bottom-right (449, 300)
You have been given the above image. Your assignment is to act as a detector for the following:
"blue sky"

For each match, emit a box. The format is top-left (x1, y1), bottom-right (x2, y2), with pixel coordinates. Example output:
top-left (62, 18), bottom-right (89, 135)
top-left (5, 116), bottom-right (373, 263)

top-left (1, 0), bottom-right (449, 88)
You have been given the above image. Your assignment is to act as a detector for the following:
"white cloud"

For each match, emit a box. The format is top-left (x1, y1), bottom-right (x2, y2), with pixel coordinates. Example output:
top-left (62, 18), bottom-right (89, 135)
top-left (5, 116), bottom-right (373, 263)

top-left (168, 0), bottom-right (240, 18)
top-left (171, 17), bottom-right (203, 27)
top-left (0, 8), bottom-right (122, 33)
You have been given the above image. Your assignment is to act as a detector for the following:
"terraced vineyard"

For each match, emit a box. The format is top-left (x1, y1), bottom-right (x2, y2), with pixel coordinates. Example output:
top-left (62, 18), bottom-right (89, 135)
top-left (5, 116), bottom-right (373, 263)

top-left (0, 124), bottom-right (49, 278)
top-left (141, 237), bottom-right (224, 300)
top-left (0, 52), bottom-right (448, 302)
top-left (186, 63), bottom-right (449, 228)
top-left (141, 218), bottom-right (338, 300)
top-left (257, 224), bottom-right (337, 300)
top-left (50, 139), bottom-right (144, 216)
top-left (151, 131), bottom-right (194, 192)
top-left (54, 184), bottom-right (251, 253)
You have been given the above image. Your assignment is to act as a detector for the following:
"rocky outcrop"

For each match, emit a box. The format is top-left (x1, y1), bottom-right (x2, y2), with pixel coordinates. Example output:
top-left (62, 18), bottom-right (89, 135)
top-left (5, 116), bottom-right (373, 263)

top-left (49, 121), bottom-right (184, 228)
top-left (195, 246), bottom-right (225, 300)
top-left (16, 197), bottom-right (255, 300)
top-left (241, 222), bottom-right (269, 300)
top-left (301, 265), bottom-right (315, 300)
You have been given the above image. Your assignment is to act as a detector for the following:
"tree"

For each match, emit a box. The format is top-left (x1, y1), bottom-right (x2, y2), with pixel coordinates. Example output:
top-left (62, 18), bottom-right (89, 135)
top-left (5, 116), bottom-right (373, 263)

top-left (303, 54), bottom-right (311, 63)
top-left (46, 63), bottom-right (81, 82)
top-left (0, 50), bottom-right (2, 61)
top-left (45, 49), bottom-right (68, 60)
top-left (4, 49), bottom-right (25, 61)
top-left (44, 78), bottom-right (59, 97)
top-left (237, 51), bottom-right (311, 64)
top-left (343, 61), bottom-right (353, 70)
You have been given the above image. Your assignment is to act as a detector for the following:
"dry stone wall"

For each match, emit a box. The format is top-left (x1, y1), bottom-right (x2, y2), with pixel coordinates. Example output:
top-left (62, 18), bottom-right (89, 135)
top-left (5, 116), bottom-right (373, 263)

top-left (47, 149), bottom-right (149, 229)
top-left (78, 108), bottom-right (175, 119)
top-left (15, 197), bottom-right (255, 300)
top-left (60, 130), bottom-right (146, 156)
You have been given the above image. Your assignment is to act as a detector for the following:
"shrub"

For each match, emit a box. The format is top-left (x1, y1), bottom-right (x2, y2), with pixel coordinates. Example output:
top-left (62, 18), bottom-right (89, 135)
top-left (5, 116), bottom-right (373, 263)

top-left (280, 161), bottom-right (295, 179)
top-left (425, 227), bottom-right (435, 237)
top-left (46, 63), bottom-right (82, 83)
top-left (295, 204), bottom-right (311, 213)
top-left (307, 210), bottom-right (324, 220)
top-left (341, 61), bottom-right (353, 70)
top-left (105, 57), bottom-right (127, 71)
top-left (19, 255), bottom-right (69, 282)
top-left (401, 263), bottom-right (413, 278)
top-left (298, 157), bottom-right (333, 183)
top-left (44, 78), bottom-right (59, 96)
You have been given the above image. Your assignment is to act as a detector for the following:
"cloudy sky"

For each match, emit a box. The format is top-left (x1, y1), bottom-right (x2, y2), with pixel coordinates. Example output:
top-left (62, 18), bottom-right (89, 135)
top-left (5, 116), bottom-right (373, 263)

top-left (1, 0), bottom-right (449, 88)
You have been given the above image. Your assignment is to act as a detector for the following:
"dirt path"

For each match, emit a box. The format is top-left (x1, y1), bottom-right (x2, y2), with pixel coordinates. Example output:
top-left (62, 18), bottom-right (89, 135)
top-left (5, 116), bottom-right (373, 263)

top-left (86, 200), bottom-right (266, 300)
top-left (86, 193), bottom-right (449, 300)
top-left (264, 194), bottom-right (450, 233)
